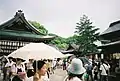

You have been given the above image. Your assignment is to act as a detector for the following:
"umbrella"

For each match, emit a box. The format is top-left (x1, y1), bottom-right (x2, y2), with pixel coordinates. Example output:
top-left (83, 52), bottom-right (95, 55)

top-left (8, 43), bottom-right (65, 60)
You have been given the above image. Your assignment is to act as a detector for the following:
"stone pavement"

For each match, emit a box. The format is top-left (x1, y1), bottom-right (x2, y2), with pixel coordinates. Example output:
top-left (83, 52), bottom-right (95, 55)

top-left (49, 68), bottom-right (67, 81)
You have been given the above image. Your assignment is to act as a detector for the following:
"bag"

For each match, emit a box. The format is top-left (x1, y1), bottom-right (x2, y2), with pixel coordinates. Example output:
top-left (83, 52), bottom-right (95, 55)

top-left (18, 72), bottom-right (26, 79)
top-left (12, 75), bottom-right (22, 81)
top-left (84, 73), bottom-right (89, 79)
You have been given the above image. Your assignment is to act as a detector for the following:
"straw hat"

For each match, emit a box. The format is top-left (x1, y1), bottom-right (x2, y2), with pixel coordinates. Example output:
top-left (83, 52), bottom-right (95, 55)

top-left (67, 58), bottom-right (86, 75)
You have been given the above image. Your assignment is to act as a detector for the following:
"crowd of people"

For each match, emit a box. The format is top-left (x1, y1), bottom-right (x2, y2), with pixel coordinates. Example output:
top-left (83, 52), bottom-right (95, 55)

top-left (1, 56), bottom-right (119, 81)
top-left (2, 57), bottom-right (58, 81)
top-left (84, 59), bottom-right (111, 81)
top-left (62, 57), bottom-right (112, 81)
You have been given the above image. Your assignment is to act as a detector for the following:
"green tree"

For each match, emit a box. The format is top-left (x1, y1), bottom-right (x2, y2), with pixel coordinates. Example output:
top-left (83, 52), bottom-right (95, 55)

top-left (50, 36), bottom-right (68, 50)
top-left (29, 21), bottom-right (69, 49)
top-left (66, 34), bottom-right (79, 44)
top-left (75, 15), bottom-right (100, 56)
top-left (29, 21), bottom-right (48, 35)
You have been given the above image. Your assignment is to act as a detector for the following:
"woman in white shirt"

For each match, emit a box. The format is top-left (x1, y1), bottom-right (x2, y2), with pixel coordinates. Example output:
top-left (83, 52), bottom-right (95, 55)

top-left (4, 57), bottom-right (15, 81)
top-left (65, 58), bottom-right (86, 81)
top-left (11, 58), bottom-right (26, 81)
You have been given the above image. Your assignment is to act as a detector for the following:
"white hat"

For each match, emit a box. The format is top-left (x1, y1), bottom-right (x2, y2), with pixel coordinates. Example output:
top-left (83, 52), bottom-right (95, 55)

top-left (67, 58), bottom-right (86, 75)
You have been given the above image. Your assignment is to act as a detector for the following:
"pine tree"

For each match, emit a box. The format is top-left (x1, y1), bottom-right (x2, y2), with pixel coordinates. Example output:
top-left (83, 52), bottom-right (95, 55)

top-left (75, 15), bottom-right (100, 56)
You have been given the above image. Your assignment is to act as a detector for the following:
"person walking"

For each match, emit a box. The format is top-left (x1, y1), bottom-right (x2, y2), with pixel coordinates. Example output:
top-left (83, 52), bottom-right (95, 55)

top-left (86, 63), bottom-right (93, 81)
top-left (64, 58), bottom-right (86, 81)
top-left (51, 59), bottom-right (56, 74)
top-left (93, 63), bottom-right (98, 81)
top-left (63, 59), bottom-right (67, 70)
top-left (11, 58), bottom-right (26, 81)
top-left (46, 60), bottom-right (51, 78)
top-left (4, 57), bottom-right (15, 81)
top-left (100, 60), bottom-right (110, 81)
top-left (26, 59), bottom-right (34, 78)
top-left (52, 59), bottom-right (56, 70)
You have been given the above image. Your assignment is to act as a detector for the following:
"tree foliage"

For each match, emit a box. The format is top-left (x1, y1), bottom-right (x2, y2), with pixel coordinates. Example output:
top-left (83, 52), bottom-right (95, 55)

top-left (75, 15), bottom-right (100, 56)
top-left (49, 35), bottom-right (68, 50)
top-left (66, 35), bottom-right (78, 44)
top-left (29, 21), bottom-right (48, 35)
top-left (29, 21), bottom-right (69, 49)
top-left (28, 16), bottom-right (100, 54)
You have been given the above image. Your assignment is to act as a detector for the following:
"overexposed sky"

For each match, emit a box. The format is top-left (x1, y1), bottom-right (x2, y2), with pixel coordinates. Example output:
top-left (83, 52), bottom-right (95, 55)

top-left (0, 0), bottom-right (120, 38)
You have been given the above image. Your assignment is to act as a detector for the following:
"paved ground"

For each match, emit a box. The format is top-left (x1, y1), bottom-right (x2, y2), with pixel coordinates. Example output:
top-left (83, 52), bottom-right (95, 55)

top-left (49, 68), bottom-right (67, 81)
top-left (0, 73), bottom-right (3, 81)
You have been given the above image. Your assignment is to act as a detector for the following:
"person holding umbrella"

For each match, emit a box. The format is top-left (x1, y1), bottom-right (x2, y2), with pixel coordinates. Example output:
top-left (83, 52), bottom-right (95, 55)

top-left (26, 60), bottom-right (48, 81)
top-left (27, 60), bottom-right (48, 81)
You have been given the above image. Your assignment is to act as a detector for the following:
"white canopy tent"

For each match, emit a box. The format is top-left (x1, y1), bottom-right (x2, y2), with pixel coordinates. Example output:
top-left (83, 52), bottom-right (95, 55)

top-left (8, 43), bottom-right (65, 60)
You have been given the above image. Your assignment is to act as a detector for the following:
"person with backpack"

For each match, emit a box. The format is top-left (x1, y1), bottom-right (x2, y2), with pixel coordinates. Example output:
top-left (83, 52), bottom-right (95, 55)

top-left (86, 63), bottom-right (93, 81)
